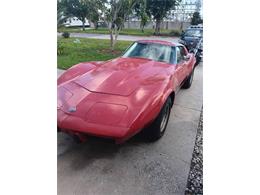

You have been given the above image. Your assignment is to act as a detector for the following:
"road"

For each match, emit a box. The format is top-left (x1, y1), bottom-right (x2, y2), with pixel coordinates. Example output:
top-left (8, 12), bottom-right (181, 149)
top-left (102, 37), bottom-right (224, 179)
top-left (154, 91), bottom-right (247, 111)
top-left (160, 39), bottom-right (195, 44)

top-left (57, 63), bottom-right (203, 195)
top-left (57, 32), bottom-right (179, 42)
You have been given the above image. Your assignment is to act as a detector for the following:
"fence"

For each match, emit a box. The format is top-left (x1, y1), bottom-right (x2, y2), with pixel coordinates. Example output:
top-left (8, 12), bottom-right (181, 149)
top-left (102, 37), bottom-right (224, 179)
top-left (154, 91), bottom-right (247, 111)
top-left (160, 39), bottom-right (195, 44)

top-left (97, 21), bottom-right (191, 30)
top-left (123, 21), bottom-right (191, 30)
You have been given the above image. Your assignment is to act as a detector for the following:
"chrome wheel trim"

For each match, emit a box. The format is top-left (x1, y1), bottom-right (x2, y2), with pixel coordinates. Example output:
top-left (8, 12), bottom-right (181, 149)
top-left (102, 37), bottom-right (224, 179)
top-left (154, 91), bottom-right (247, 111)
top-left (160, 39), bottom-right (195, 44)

top-left (189, 70), bottom-right (194, 84)
top-left (160, 105), bottom-right (170, 133)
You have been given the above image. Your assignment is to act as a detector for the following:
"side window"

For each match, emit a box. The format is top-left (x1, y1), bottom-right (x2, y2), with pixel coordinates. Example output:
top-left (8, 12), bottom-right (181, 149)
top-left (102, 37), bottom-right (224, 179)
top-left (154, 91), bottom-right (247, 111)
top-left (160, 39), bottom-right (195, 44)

top-left (170, 47), bottom-right (176, 64)
top-left (179, 46), bottom-right (186, 56)
top-left (176, 46), bottom-right (186, 64)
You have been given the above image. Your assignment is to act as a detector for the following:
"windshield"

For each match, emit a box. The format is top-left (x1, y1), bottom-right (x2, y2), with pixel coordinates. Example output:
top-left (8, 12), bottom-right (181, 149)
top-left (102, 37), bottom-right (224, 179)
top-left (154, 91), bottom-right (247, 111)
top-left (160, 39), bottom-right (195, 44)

top-left (123, 42), bottom-right (175, 64)
top-left (184, 29), bottom-right (202, 37)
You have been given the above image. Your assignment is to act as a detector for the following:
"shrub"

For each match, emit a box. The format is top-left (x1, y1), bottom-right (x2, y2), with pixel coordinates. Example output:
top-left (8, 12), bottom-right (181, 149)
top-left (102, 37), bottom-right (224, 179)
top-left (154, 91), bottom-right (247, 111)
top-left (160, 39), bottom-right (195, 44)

top-left (169, 30), bottom-right (181, 36)
top-left (155, 29), bottom-right (181, 37)
top-left (62, 32), bottom-right (70, 38)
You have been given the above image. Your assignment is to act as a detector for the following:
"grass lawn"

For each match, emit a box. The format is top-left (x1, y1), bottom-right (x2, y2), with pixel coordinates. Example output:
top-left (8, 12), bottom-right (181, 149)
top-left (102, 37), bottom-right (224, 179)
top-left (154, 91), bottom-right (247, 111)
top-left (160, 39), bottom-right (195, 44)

top-left (57, 37), bottom-right (133, 70)
top-left (58, 27), bottom-right (180, 37)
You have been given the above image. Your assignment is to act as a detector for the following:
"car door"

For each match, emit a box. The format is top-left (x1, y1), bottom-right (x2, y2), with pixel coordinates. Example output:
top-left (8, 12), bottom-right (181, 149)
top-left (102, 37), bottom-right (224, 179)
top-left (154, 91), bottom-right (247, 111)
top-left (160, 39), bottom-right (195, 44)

top-left (175, 46), bottom-right (188, 87)
top-left (180, 46), bottom-right (193, 77)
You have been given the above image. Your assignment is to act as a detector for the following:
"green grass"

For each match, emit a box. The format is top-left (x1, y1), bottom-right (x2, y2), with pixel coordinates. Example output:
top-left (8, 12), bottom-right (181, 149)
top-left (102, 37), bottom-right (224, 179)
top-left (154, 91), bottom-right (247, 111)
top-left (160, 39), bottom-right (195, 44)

top-left (57, 37), bottom-right (133, 70)
top-left (58, 27), bottom-right (180, 37)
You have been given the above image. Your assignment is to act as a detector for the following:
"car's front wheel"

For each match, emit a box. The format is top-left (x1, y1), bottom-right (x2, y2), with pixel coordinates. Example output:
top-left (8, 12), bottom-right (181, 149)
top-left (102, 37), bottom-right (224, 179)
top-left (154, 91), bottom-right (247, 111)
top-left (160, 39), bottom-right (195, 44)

top-left (144, 97), bottom-right (172, 141)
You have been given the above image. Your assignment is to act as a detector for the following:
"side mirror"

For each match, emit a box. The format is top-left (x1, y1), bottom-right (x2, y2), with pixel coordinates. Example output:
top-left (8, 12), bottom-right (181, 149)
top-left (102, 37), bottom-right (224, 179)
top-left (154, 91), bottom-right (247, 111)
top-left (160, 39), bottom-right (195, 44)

top-left (184, 55), bottom-right (190, 61)
top-left (189, 48), bottom-right (195, 53)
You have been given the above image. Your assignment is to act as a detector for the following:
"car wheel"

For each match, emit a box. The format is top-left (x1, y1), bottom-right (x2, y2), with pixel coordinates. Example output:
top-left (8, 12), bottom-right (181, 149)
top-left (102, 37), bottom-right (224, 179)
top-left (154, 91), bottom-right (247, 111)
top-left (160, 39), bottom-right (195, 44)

top-left (144, 97), bottom-right (172, 142)
top-left (72, 134), bottom-right (82, 144)
top-left (182, 68), bottom-right (194, 89)
top-left (195, 52), bottom-right (201, 66)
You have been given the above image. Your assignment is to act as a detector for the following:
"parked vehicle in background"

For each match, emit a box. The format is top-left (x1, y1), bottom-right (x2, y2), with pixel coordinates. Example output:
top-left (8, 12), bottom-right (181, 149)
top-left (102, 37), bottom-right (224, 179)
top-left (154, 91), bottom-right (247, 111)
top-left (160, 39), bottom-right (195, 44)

top-left (179, 25), bottom-right (203, 65)
top-left (64, 17), bottom-right (90, 27)
top-left (191, 38), bottom-right (203, 66)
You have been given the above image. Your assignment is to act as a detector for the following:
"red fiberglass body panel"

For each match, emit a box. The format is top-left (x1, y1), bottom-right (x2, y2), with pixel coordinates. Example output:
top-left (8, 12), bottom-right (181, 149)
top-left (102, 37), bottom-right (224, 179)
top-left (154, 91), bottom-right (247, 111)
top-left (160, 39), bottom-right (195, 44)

top-left (57, 41), bottom-right (195, 143)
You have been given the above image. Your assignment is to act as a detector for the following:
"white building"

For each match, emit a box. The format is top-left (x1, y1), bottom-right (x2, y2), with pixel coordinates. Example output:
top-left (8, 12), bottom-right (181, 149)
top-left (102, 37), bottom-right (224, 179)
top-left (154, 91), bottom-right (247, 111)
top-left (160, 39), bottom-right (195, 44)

top-left (170, 0), bottom-right (202, 22)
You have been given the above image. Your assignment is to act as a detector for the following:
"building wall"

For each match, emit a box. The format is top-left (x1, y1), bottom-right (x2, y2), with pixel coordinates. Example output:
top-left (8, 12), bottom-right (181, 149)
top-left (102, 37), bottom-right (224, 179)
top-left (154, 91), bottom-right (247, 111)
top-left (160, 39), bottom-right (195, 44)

top-left (123, 21), bottom-right (190, 30)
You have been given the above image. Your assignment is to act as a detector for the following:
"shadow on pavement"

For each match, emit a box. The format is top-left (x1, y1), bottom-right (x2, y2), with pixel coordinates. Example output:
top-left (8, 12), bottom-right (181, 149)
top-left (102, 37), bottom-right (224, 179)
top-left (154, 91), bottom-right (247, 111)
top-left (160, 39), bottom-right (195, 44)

top-left (58, 130), bottom-right (151, 170)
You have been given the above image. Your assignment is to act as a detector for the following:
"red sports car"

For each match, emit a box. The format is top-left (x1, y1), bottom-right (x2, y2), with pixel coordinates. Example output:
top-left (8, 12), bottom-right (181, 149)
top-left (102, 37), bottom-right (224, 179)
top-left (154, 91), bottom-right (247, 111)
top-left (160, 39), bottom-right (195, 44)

top-left (58, 40), bottom-right (196, 144)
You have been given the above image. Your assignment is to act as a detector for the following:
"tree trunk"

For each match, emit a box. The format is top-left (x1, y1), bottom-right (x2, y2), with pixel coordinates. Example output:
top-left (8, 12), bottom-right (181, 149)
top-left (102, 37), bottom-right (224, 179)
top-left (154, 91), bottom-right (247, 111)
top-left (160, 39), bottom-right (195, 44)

top-left (114, 28), bottom-right (119, 48)
top-left (112, 38), bottom-right (116, 51)
top-left (141, 25), bottom-right (144, 33)
top-left (82, 19), bottom-right (85, 31)
top-left (109, 26), bottom-right (120, 51)
top-left (110, 29), bottom-right (114, 50)
top-left (92, 21), bottom-right (98, 30)
top-left (95, 22), bottom-right (98, 29)
top-left (155, 19), bottom-right (161, 35)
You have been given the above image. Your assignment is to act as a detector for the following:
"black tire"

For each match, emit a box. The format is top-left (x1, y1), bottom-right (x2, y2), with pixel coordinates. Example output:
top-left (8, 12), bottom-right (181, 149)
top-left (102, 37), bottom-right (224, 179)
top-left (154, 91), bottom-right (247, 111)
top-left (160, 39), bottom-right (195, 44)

top-left (195, 52), bottom-right (202, 66)
top-left (182, 68), bottom-right (194, 89)
top-left (72, 134), bottom-right (82, 144)
top-left (144, 97), bottom-right (172, 142)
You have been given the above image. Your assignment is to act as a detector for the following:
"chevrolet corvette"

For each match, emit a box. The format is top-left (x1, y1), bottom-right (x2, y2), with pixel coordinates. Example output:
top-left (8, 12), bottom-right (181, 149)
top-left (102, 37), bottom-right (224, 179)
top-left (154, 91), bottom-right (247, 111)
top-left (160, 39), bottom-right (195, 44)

top-left (57, 40), bottom-right (196, 143)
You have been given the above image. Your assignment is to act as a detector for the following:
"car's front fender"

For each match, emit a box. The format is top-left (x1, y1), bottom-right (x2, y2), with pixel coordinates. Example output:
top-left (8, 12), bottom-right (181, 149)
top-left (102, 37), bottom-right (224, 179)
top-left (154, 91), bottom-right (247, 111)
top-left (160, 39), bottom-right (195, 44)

top-left (58, 61), bottom-right (103, 85)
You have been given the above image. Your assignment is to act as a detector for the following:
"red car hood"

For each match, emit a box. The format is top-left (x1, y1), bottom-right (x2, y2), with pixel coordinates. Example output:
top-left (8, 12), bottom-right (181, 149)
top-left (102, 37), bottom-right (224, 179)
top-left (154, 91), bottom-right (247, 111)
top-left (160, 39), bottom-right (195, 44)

top-left (72, 57), bottom-right (169, 96)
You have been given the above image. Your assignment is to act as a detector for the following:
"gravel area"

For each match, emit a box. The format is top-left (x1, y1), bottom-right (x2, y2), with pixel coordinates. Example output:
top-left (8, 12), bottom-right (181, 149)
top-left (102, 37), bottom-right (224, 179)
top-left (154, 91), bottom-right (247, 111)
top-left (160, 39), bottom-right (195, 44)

top-left (185, 110), bottom-right (203, 195)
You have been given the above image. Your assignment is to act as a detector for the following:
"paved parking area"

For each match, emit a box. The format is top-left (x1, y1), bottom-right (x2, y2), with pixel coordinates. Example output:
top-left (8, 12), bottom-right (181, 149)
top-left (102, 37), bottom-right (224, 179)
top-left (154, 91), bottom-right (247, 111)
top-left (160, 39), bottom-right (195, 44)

top-left (57, 64), bottom-right (203, 195)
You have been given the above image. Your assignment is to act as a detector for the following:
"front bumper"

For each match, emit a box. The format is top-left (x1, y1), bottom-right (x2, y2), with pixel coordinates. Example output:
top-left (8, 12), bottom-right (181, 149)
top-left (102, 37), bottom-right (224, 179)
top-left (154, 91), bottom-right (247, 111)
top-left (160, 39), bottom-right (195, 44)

top-left (58, 109), bottom-right (132, 143)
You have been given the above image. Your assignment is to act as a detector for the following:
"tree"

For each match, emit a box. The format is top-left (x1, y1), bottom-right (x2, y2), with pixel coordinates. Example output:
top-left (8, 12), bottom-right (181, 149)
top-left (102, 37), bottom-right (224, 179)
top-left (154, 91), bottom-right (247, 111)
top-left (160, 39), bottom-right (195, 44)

top-left (85, 0), bottom-right (106, 29)
top-left (57, 1), bottom-right (70, 28)
top-left (191, 11), bottom-right (202, 25)
top-left (146, 0), bottom-right (181, 35)
top-left (88, 8), bottom-right (100, 29)
top-left (60, 0), bottom-right (89, 30)
top-left (140, 12), bottom-right (149, 32)
top-left (102, 0), bottom-right (138, 50)
top-left (134, 0), bottom-right (150, 32)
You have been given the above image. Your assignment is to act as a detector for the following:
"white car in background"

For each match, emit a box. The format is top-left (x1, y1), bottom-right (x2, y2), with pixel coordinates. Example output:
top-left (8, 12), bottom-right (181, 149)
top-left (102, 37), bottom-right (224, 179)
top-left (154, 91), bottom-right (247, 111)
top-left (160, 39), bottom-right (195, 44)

top-left (64, 17), bottom-right (90, 27)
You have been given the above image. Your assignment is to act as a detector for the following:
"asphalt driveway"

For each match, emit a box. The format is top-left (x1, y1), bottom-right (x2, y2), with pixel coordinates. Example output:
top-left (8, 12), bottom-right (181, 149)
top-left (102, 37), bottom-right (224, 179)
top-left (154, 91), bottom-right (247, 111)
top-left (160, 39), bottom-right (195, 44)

top-left (57, 64), bottom-right (203, 195)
